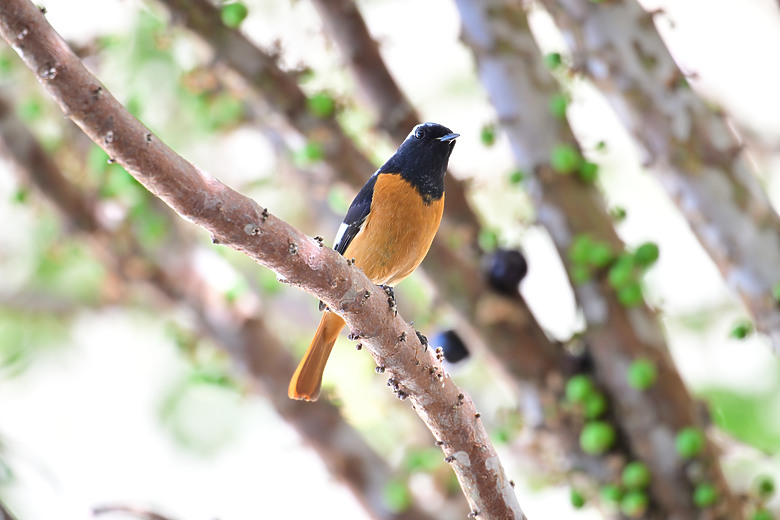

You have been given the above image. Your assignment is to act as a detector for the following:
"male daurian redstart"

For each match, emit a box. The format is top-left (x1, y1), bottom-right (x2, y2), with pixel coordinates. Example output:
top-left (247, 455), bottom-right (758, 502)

top-left (288, 122), bottom-right (459, 401)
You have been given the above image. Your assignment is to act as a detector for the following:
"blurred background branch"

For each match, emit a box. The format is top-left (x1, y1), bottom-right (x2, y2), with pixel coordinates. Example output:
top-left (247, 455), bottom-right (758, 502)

top-left (538, 0), bottom-right (780, 351)
top-left (456, 1), bottom-right (740, 517)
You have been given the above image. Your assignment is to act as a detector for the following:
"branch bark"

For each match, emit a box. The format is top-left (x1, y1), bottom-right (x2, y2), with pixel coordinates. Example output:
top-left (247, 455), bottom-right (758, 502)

top-left (0, 95), bottom-right (452, 520)
top-left (456, 1), bottom-right (742, 518)
top-left (0, 2), bottom-right (523, 517)
top-left (538, 0), bottom-right (780, 350)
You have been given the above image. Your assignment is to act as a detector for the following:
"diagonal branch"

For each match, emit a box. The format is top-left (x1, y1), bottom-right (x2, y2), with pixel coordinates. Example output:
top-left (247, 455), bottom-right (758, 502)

top-left (455, 1), bottom-right (742, 518)
top-left (155, 0), bottom-right (567, 402)
top-left (0, 2), bottom-right (524, 517)
top-left (538, 0), bottom-right (780, 350)
top-left (0, 95), bottom-right (448, 520)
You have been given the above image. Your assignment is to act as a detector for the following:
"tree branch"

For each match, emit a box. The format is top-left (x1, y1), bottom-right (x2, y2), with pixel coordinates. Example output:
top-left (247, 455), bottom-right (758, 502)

top-left (0, 2), bottom-right (523, 517)
top-left (155, 0), bottom-right (567, 408)
top-left (0, 94), bottom-right (453, 520)
top-left (538, 0), bottom-right (780, 350)
top-left (455, 1), bottom-right (742, 518)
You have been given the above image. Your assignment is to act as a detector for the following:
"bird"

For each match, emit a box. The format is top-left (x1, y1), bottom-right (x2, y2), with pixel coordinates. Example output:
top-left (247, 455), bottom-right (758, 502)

top-left (288, 122), bottom-right (459, 401)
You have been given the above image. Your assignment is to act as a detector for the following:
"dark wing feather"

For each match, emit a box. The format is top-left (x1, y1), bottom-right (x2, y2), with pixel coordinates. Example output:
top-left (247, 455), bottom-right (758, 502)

top-left (334, 173), bottom-right (378, 255)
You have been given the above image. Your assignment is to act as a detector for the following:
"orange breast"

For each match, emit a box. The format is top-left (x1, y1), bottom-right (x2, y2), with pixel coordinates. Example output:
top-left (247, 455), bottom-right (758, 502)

top-left (344, 173), bottom-right (444, 287)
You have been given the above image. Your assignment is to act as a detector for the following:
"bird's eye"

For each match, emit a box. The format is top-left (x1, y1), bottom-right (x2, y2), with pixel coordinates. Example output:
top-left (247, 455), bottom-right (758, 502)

top-left (414, 127), bottom-right (425, 139)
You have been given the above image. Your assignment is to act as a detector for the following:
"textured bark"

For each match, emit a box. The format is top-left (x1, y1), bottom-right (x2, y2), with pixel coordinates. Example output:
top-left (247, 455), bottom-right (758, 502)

top-left (539, 0), bottom-right (780, 351)
top-left (0, 2), bottom-right (523, 517)
top-left (456, 1), bottom-right (742, 519)
top-left (158, 0), bottom-right (567, 401)
top-left (0, 94), bottom-right (453, 520)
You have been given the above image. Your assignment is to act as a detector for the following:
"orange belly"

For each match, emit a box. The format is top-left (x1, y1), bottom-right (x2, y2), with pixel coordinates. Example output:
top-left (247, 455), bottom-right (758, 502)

top-left (344, 173), bottom-right (444, 286)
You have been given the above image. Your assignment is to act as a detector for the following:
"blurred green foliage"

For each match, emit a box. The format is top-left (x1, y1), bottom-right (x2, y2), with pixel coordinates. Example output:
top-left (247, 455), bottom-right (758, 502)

top-left (0, 311), bottom-right (69, 379)
top-left (158, 359), bottom-right (242, 455)
top-left (702, 387), bottom-right (780, 452)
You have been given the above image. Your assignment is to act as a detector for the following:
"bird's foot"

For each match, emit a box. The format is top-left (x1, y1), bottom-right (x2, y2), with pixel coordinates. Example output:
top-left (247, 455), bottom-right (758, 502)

top-left (381, 285), bottom-right (397, 316)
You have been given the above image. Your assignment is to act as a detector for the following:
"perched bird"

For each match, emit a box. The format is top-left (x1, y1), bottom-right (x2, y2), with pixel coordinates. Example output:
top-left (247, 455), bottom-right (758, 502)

top-left (289, 122), bottom-right (459, 401)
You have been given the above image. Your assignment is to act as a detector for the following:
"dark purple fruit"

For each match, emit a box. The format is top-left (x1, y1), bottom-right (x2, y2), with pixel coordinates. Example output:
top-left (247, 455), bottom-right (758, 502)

top-left (483, 248), bottom-right (528, 296)
top-left (430, 330), bottom-right (470, 364)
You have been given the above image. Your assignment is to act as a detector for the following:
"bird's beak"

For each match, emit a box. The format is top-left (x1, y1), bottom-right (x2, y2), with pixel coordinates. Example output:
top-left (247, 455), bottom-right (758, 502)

top-left (437, 133), bottom-right (460, 142)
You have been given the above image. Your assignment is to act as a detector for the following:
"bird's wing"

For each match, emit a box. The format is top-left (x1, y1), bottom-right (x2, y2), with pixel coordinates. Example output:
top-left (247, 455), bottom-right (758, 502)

top-left (334, 172), bottom-right (378, 255)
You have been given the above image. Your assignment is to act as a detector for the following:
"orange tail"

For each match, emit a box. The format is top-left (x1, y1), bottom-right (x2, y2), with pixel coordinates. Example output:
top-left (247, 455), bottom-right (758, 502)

top-left (288, 311), bottom-right (346, 401)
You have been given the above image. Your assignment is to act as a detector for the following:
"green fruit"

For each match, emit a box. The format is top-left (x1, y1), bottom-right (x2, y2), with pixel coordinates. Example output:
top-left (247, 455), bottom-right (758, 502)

top-left (478, 229), bottom-right (499, 252)
top-left (751, 509), bottom-right (773, 520)
top-left (544, 52), bottom-right (563, 69)
top-left (580, 421), bottom-right (616, 455)
top-left (620, 490), bottom-right (648, 518)
top-left (675, 427), bottom-right (705, 459)
top-left (508, 170), bottom-right (525, 184)
top-left (610, 207), bottom-right (627, 221)
top-left (586, 242), bottom-right (613, 268)
top-left (772, 282), bottom-right (780, 302)
top-left (551, 144), bottom-right (582, 174)
top-left (600, 484), bottom-right (622, 504)
top-left (491, 428), bottom-right (510, 444)
top-left (583, 391), bottom-right (608, 419)
top-left (634, 242), bottom-right (660, 267)
top-left (299, 141), bottom-right (324, 163)
top-left (617, 281), bottom-right (644, 307)
top-left (220, 2), bottom-right (249, 28)
top-left (754, 475), bottom-right (775, 499)
top-left (570, 489), bottom-right (586, 509)
top-left (307, 92), bottom-right (335, 118)
top-left (621, 461), bottom-right (651, 489)
top-left (730, 321), bottom-right (753, 339)
top-left (608, 255), bottom-right (635, 289)
top-left (571, 265), bottom-right (591, 285)
top-left (480, 125), bottom-right (496, 146)
top-left (20, 98), bottom-right (43, 121)
top-left (693, 483), bottom-right (718, 508)
top-left (627, 359), bottom-right (657, 390)
top-left (579, 161), bottom-right (599, 183)
top-left (404, 449), bottom-right (441, 472)
top-left (569, 234), bottom-right (593, 265)
top-left (11, 188), bottom-right (29, 204)
top-left (382, 480), bottom-right (412, 513)
top-left (549, 93), bottom-right (568, 119)
top-left (566, 375), bottom-right (595, 403)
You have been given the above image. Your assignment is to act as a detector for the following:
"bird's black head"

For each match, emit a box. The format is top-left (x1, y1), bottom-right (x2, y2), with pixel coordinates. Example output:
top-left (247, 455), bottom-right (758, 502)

top-left (377, 122), bottom-right (459, 201)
